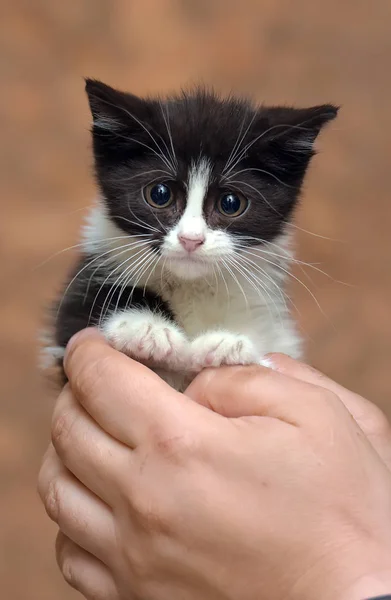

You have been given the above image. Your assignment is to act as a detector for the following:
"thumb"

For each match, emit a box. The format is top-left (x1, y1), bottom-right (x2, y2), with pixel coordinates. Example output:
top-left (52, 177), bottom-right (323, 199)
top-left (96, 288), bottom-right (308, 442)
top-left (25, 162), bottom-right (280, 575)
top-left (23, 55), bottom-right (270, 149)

top-left (185, 364), bottom-right (339, 426)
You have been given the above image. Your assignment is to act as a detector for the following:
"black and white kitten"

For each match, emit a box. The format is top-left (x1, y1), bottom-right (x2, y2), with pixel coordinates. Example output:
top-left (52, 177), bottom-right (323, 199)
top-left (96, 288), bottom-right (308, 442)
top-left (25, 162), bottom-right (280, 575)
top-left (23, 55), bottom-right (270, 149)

top-left (48, 80), bottom-right (337, 390)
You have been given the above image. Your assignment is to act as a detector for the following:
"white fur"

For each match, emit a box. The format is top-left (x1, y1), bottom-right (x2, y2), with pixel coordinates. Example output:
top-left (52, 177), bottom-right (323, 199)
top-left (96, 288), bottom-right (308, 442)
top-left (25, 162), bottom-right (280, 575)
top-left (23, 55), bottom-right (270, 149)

top-left (190, 331), bottom-right (259, 370)
top-left (39, 344), bottom-right (66, 369)
top-left (177, 158), bottom-right (210, 237)
top-left (103, 308), bottom-right (188, 369)
top-left (38, 329), bottom-right (65, 369)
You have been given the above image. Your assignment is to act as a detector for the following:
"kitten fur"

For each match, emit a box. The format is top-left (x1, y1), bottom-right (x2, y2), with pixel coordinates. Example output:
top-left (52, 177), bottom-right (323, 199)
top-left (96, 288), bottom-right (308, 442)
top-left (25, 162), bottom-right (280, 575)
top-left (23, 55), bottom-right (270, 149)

top-left (47, 80), bottom-right (337, 390)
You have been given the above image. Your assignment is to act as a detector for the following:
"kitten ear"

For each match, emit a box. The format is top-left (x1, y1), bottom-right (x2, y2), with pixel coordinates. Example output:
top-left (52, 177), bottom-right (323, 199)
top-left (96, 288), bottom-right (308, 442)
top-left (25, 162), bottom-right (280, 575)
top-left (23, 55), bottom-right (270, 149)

top-left (85, 78), bottom-right (147, 132)
top-left (262, 104), bottom-right (338, 149)
top-left (258, 104), bottom-right (338, 183)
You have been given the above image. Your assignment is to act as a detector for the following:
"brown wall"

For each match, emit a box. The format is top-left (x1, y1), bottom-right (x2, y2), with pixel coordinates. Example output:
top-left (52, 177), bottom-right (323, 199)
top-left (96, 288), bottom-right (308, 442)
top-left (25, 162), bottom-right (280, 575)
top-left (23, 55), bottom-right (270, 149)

top-left (2, 1), bottom-right (391, 598)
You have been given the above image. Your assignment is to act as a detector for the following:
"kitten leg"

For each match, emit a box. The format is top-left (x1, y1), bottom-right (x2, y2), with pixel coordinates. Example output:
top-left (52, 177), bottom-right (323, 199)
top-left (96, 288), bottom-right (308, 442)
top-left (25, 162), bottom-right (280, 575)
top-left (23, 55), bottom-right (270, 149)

top-left (103, 309), bottom-right (188, 370)
top-left (189, 330), bottom-right (259, 371)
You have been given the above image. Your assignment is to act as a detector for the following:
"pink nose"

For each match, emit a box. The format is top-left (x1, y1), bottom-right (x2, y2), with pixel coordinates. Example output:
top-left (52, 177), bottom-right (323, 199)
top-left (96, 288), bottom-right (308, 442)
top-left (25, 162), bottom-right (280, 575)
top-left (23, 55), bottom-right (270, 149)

top-left (178, 234), bottom-right (205, 253)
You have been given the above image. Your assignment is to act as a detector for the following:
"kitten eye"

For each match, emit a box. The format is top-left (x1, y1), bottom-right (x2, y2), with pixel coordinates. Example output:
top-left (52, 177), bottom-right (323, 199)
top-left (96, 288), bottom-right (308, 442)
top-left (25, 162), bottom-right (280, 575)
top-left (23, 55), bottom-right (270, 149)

top-left (217, 192), bottom-right (248, 217)
top-left (144, 183), bottom-right (173, 208)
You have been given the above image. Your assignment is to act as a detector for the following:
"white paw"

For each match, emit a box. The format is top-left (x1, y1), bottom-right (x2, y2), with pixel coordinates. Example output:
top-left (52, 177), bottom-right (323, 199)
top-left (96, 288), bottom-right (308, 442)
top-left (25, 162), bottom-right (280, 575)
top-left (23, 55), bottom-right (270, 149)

top-left (190, 331), bottom-right (259, 371)
top-left (103, 310), bottom-right (188, 369)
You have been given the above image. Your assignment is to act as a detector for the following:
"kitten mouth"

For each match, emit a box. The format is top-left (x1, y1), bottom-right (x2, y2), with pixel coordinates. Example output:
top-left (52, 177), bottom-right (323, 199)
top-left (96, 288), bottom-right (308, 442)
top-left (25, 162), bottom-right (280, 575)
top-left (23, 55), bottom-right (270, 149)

top-left (162, 252), bottom-right (215, 279)
top-left (175, 254), bottom-right (202, 261)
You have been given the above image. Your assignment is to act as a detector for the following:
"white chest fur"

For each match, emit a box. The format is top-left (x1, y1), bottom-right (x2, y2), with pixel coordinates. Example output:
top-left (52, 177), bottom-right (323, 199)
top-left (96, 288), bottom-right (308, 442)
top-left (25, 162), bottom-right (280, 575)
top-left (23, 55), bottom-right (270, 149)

top-left (157, 271), bottom-right (302, 358)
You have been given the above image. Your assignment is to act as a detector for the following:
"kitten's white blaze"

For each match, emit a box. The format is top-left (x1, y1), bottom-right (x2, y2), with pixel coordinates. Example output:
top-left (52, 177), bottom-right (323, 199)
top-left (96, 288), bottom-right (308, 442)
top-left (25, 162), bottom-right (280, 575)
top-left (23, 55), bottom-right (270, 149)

top-left (177, 158), bottom-right (211, 239)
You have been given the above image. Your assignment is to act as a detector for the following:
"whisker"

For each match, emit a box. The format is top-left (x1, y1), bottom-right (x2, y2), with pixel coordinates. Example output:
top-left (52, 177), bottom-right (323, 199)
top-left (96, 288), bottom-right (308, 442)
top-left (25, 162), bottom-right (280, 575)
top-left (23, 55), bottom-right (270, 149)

top-left (220, 257), bottom-right (249, 309)
top-left (96, 247), bottom-right (153, 325)
top-left (110, 250), bottom-right (157, 321)
top-left (223, 110), bottom-right (257, 173)
top-left (214, 261), bottom-right (230, 307)
top-left (226, 179), bottom-right (281, 216)
top-left (232, 250), bottom-right (289, 302)
top-left (284, 222), bottom-right (345, 243)
top-left (56, 238), bottom-right (153, 318)
top-left (126, 249), bottom-right (156, 293)
top-left (94, 96), bottom-right (176, 174)
top-left (223, 114), bottom-right (332, 177)
top-left (245, 252), bottom-right (329, 321)
top-left (117, 168), bottom-right (173, 183)
top-left (115, 213), bottom-right (160, 234)
top-left (143, 202), bottom-right (168, 234)
top-left (226, 254), bottom-right (278, 322)
top-left (235, 243), bottom-right (349, 285)
top-left (126, 203), bottom-right (163, 234)
top-left (160, 255), bottom-right (168, 293)
top-left (143, 253), bottom-right (162, 295)
top-left (211, 263), bottom-right (219, 296)
top-left (108, 249), bottom-right (156, 319)
top-left (83, 239), bottom-right (153, 302)
top-left (102, 129), bottom-right (175, 174)
top-left (128, 252), bottom-right (158, 299)
top-left (34, 234), bottom-right (150, 270)
top-left (159, 100), bottom-right (178, 169)
top-left (223, 167), bottom-right (296, 189)
top-left (233, 248), bottom-right (304, 324)
top-left (94, 248), bottom-right (153, 323)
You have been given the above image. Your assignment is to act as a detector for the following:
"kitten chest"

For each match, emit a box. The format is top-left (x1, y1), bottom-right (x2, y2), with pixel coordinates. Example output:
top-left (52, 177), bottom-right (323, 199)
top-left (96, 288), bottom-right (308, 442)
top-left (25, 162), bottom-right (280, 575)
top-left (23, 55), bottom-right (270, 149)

top-left (163, 280), bottom-right (255, 339)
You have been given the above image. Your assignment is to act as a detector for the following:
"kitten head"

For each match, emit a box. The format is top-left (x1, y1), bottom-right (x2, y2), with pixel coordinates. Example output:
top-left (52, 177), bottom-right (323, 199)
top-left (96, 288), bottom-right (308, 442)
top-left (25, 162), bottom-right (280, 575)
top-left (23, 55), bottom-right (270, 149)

top-left (85, 79), bottom-right (337, 280)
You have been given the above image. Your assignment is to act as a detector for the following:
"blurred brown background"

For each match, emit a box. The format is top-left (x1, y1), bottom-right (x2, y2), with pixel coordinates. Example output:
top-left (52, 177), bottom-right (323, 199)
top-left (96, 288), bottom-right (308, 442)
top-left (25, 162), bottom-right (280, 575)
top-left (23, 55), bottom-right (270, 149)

top-left (1, 0), bottom-right (391, 598)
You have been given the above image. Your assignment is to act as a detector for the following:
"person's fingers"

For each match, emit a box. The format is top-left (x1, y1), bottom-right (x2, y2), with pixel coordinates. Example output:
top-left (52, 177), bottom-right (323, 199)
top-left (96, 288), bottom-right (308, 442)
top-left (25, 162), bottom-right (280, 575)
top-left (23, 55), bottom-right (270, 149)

top-left (38, 444), bottom-right (116, 565)
top-left (265, 353), bottom-right (391, 467)
top-left (186, 364), bottom-right (344, 427)
top-left (64, 328), bottom-right (205, 448)
top-left (56, 532), bottom-right (121, 600)
top-left (51, 385), bottom-right (130, 504)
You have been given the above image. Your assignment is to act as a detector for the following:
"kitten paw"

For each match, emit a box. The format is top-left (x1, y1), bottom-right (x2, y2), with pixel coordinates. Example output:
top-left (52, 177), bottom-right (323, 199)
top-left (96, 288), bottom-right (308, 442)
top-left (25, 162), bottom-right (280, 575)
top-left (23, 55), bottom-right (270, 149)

top-left (190, 331), bottom-right (258, 371)
top-left (103, 310), bottom-right (188, 370)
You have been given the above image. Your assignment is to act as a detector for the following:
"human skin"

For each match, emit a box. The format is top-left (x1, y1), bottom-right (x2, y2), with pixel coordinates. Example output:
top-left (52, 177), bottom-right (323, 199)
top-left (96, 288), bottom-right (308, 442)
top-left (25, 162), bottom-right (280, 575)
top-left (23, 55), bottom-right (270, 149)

top-left (38, 329), bottom-right (391, 600)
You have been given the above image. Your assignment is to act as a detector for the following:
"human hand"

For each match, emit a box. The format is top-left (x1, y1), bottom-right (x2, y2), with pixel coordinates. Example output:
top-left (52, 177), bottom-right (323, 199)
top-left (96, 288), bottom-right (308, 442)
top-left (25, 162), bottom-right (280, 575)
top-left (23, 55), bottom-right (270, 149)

top-left (38, 330), bottom-right (391, 600)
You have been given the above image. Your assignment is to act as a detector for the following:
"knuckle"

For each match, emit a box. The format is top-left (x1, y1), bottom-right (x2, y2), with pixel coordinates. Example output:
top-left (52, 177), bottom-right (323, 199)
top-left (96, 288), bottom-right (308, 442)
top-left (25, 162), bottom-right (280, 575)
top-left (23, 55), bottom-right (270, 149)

top-left (152, 427), bottom-right (198, 465)
top-left (230, 365), bottom-right (274, 391)
top-left (316, 388), bottom-right (341, 414)
top-left (61, 556), bottom-right (79, 589)
top-left (128, 550), bottom-right (152, 582)
top-left (44, 479), bottom-right (61, 523)
top-left (56, 534), bottom-right (82, 592)
top-left (321, 388), bottom-right (340, 404)
top-left (71, 352), bottom-right (116, 403)
top-left (131, 489), bottom-right (170, 535)
top-left (37, 463), bottom-right (49, 504)
top-left (51, 409), bottom-right (74, 451)
top-left (268, 353), bottom-right (317, 377)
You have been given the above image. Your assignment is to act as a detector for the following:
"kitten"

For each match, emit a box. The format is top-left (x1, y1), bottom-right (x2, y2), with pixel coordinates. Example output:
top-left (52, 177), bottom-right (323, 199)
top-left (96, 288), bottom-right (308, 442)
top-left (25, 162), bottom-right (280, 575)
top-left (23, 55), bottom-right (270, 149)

top-left (47, 80), bottom-right (337, 390)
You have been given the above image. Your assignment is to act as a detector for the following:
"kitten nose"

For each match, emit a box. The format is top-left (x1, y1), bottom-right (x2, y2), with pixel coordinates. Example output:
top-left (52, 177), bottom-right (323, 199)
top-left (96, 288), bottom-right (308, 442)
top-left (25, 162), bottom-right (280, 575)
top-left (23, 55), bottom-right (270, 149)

top-left (178, 234), bottom-right (205, 253)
